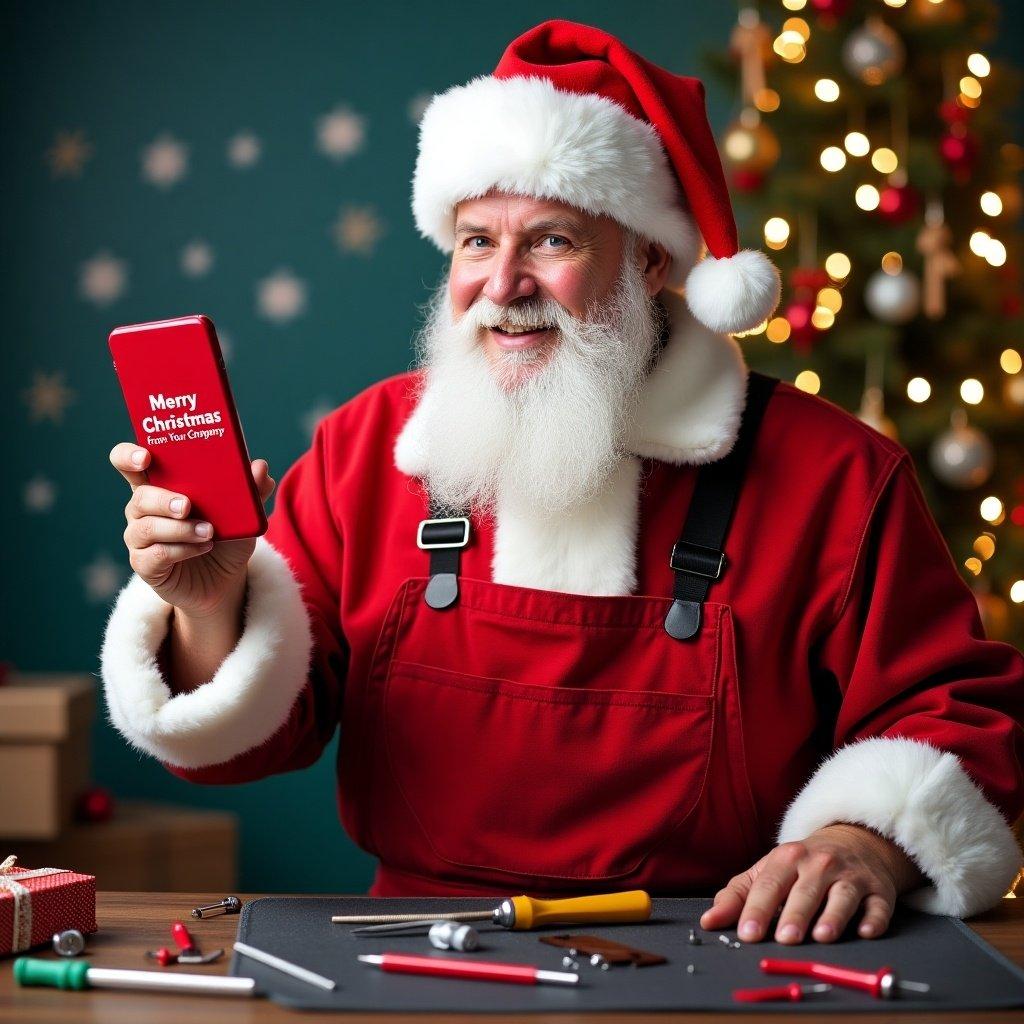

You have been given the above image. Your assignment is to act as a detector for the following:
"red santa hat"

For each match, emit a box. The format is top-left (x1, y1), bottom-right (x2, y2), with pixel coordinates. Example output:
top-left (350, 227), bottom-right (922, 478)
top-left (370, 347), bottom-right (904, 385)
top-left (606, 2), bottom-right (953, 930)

top-left (411, 18), bottom-right (781, 336)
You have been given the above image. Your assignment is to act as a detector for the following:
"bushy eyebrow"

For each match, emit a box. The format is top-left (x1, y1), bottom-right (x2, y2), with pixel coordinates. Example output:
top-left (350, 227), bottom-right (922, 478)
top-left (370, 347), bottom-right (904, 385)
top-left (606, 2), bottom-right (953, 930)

top-left (454, 217), bottom-right (585, 239)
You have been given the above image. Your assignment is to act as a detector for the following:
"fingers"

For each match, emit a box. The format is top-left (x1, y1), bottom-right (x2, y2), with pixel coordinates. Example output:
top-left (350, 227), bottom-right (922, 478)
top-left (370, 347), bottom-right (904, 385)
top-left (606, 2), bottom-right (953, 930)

top-left (124, 514), bottom-right (214, 553)
top-left (699, 868), bottom-right (757, 930)
top-left (774, 851), bottom-right (839, 944)
top-left (809, 877), bottom-right (868, 942)
top-left (125, 484), bottom-right (192, 522)
top-left (252, 458), bottom-right (276, 502)
top-left (857, 893), bottom-right (894, 939)
top-left (735, 843), bottom-right (804, 942)
top-left (130, 540), bottom-right (215, 578)
top-left (109, 442), bottom-right (150, 490)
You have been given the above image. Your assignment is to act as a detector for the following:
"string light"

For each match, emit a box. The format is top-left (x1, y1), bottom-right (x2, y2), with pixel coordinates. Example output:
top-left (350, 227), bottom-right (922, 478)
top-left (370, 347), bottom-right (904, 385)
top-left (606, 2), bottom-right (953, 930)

top-left (782, 17), bottom-right (811, 40)
top-left (782, 0), bottom-right (807, 9)
top-left (961, 378), bottom-right (984, 404)
top-left (964, 557), bottom-right (983, 576)
top-left (825, 252), bottom-right (851, 280)
top-left (871, 148), bottom-right (899, 174)
top-left (883, 0), bottom-right (907, 6)
top-left (764, 216), bottom-right (791, 248)
top-left (817, 287), bottom-right (842, 312)
top-left (986, 239), bottom-right (1007, 267)
top-left (766, 318), bottom-right (791, 343)
top-left (973, 534), bottom-right (996, 560)
top-left (795, 370), bottom-right (821, 394)
top-left (967, 53), bottom-right (991, 78)
top-left (754, 88), bottom-right (781, 112)
top-left (856, 184), bottom-right (881, 210)
top-left (907, 377), bottom-right (931, 402)
top-left (1010, 580), bottom-right (1024, 604)
top-left (774, 30), bottom-right (807, 63)
top-left (814, 78), bottom-right (840, 102)
top-left (980, 191), bottom-right (1003, 216)
top-left (960, 76), bottom-right (983, 99)
top-left (811, 306), bottom-right (835, 329)
top-left (881, 251), bottom-right (903, 274)
top-left (980, 496), bottom-right (1004, 524)
top-left (733, 319), bottom-right (768, 338)
top-left (1000, 349), bottom-right (1022, 374)
top-left (820, 146), bottom-right (847, 172)
top-left (844, 132), bottom-right (870, 157)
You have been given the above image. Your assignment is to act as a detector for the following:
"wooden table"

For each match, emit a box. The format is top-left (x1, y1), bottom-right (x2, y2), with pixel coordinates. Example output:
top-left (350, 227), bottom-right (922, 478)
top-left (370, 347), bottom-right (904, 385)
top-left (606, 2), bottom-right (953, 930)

top-left (3, 892), bottom-right (1023, 1022)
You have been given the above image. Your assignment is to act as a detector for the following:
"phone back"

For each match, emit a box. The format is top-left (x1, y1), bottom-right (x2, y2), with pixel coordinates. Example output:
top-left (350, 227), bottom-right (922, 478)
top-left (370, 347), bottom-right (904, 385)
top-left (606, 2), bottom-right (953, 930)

top-left (108, 314), bottom-right (267, 541)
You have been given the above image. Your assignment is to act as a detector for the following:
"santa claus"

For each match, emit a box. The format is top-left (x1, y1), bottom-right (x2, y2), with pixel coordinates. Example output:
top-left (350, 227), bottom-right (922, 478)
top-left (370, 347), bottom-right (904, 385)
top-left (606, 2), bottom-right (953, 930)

top-left (102, 19), bottom-right (1023, 946)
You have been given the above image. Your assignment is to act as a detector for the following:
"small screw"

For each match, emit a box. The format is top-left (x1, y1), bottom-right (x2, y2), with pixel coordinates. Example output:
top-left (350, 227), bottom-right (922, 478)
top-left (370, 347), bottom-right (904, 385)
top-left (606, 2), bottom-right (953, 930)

top-left (589, 953), bottom-right (610, 970)
top-left (732, 941), bottom-right (742, 949)
top-left (567, 947), bottom-right (578, 957)
top-left (688, 928), bottom-right (702, 946)
top-left (718, 934), bottom-right (731, 945)
top-left (562, 955), bottom-right (579, 970)
top-left (686, 963), bottom-right (696, 975)
top-left (191, 897), bottom-right (242, 919)
top-left (52, 929), bottom-right (85, 957)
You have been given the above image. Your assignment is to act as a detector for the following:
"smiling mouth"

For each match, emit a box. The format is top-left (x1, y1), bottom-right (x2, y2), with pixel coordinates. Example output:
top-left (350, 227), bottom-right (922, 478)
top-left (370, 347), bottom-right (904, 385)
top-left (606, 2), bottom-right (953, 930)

top-left (491, 324), bottom-right (555, 336)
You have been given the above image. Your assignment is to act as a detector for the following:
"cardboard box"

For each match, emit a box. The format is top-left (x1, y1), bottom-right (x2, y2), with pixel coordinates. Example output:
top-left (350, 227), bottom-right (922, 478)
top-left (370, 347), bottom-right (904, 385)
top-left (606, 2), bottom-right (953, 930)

top-left (7, 801), bottom-right (238, 891)
top-left (0, 674), bottom-right (94, 840)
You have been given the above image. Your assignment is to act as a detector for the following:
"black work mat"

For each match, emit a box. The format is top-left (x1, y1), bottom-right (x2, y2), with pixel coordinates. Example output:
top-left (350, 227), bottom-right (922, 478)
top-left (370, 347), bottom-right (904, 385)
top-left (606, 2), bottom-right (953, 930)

top-left (228, 896), bottom-right (1024, 1012)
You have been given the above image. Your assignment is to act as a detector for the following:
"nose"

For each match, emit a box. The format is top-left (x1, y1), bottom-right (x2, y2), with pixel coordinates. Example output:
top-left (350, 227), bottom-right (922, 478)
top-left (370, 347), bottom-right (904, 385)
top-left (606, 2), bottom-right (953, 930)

top-left (481, 246), bottom-right (537, 307)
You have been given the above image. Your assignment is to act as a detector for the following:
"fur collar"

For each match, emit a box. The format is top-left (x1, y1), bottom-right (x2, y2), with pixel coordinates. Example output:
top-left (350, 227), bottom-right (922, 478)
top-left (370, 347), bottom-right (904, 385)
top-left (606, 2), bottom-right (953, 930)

top-left (393, 287), bottom-right (750, 595)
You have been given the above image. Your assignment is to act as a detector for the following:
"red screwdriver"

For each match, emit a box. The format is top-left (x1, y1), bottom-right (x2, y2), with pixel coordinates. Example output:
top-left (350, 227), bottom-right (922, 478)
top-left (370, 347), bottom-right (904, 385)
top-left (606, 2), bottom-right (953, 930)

top-left (760, 958), bottom-right (931, 999)
top-left (734, 982), bottom-right (832, 1003)
top-left (358, 952), bottom-right (579, 986)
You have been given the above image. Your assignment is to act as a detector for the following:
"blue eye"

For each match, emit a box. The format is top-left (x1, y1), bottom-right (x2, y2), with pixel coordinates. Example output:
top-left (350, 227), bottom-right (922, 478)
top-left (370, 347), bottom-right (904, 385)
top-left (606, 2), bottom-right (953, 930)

top-left (544, 236), bottom-right (568, 248)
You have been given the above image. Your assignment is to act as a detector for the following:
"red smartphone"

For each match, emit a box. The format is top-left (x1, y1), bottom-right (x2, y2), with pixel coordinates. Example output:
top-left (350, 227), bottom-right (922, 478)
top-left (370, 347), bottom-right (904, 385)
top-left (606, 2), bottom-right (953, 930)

top-left (108, 314), bottom-right (267, 541)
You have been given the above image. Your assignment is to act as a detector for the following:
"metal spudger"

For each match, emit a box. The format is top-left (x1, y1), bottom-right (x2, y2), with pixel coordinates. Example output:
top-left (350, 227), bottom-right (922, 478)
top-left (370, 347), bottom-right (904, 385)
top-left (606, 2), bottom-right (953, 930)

top-left (233, 941), bottom-right (336, 991)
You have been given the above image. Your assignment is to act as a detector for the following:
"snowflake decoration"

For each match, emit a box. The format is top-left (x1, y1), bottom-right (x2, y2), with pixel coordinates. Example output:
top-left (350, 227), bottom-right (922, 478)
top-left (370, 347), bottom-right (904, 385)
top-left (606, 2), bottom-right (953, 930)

top-left (46, 129), bottom-right (93, 178)
top-left (332, 204), bottom-right (385, 256)
top-left (300, 398), bottom-right (336, 441)
top-left (79, 250), bottom-right (128, 305)
top-left (81, 552), bottom-right (127, 604)
top-left (141, 132), bottom-right (189, 188)
top-left (316, 105), bottom-right (366, 161)
top-left (24, 371), bottom-right (76, 424)
top-left (227, 130), bottom-right (262, 168)
top-left (181, 239), bottom-right (214, 277)
top-left (407, 92), bottom-right (433, 125)
top-left (23, 475), bottom-right (57, 513)
top-left (257, 268), bottom-right (308, 323)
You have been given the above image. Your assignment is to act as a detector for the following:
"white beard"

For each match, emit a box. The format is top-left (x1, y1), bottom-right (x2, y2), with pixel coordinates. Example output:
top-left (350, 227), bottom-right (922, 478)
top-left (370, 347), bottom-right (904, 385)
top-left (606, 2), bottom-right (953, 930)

top-left (409, 255), bottom-right (666, 518)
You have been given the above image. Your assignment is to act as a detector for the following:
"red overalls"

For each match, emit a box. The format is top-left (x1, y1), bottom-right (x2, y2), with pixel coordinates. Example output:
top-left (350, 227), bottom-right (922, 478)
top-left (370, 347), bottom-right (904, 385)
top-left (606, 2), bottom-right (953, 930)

top-left (340, 373), bottom-right (778, 898)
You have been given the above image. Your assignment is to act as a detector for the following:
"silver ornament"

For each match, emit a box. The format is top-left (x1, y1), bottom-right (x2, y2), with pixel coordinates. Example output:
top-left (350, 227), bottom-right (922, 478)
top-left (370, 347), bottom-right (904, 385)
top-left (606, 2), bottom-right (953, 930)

top-left (842, 18), bottom-right (905, 85)
top-left (864, 268), bottom-right (920, 324)
top-left (929, 412), bottom-right (994, 488)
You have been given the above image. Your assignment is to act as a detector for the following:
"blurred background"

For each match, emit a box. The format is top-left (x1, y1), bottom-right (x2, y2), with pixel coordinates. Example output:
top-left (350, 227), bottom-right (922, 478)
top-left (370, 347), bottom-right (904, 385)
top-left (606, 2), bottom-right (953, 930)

top-left (1, 0), bottom-right (1021, 893)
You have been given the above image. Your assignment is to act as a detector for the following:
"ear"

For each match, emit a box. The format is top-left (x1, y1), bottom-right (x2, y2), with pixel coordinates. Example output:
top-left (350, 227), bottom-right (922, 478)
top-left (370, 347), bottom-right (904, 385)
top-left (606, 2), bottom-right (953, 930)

top-left (638, 237), bottom-right (673, 296)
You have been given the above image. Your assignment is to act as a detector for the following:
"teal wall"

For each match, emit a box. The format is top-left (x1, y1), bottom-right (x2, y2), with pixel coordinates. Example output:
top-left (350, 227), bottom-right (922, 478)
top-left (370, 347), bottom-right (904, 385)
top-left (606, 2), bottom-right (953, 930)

top-left (2, 2), bottom-right (1020, 893)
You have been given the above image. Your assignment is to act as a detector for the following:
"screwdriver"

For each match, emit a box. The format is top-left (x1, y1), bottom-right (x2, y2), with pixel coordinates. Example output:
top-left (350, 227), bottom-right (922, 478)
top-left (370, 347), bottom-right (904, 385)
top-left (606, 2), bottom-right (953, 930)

top-left (332, 889), bottom-right (651, 930)
top-left (759, 958), bottom-right (931, 999)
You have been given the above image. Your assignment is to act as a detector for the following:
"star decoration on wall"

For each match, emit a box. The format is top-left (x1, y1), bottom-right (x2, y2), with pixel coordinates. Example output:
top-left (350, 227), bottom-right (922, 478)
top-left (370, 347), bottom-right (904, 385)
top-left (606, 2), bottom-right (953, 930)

top-left (332, 204), bottom-right (385, 255)
top-left (257, 267), bottom-right (308, 323)
top-left (45, 129), bottom-right (94, 178)
top-left (81, 552), bottom-right (127, 603)
top-left (181, 239), bottom-right (214, 277)
top-left (23, 371), bottom-right (76, 424)
top-left (316, 105), bottom-right (366, 161)
top-left (79, 250), bottom-right (128, 305)
top-left (227, 130), bottom-right (262, 169)
top-left (23, 475), bottom-right (57, 513)
top-left (141, 132), bottom-right (189, 188)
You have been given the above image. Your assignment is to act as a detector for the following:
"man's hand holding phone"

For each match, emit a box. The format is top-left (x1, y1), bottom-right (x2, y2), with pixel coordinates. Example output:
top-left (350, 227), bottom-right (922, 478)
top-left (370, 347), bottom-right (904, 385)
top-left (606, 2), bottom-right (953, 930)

top-left (109, 441), bottom-right (276, 693)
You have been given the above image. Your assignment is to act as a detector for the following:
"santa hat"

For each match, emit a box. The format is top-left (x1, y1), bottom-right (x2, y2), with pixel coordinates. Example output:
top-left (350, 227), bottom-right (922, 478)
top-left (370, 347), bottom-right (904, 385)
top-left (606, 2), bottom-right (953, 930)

top-left (411, 18), bottom-right (781, 336)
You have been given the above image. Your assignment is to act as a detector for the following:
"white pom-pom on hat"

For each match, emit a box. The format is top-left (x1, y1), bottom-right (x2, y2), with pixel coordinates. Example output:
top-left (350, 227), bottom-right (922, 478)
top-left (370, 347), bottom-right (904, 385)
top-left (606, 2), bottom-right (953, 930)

top-left (684, 250), bottom-right (782, 335)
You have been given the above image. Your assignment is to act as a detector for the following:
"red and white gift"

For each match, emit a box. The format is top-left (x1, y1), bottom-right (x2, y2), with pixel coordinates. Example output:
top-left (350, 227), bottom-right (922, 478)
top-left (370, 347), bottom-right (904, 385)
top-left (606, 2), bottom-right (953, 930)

top-left (0, 854), bottom-right (97, 956)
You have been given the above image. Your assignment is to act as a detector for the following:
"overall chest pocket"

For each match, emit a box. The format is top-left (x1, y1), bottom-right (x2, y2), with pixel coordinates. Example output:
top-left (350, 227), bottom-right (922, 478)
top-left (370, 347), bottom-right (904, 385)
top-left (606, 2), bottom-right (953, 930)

top-left (364, 576), bottom-right (727, 883)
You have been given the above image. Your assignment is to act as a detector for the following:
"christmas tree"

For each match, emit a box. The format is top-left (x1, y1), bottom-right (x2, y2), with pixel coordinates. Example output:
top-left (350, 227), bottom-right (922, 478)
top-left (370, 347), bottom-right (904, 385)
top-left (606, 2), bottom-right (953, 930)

top-left (704, 0), bottom-right (1024, 648)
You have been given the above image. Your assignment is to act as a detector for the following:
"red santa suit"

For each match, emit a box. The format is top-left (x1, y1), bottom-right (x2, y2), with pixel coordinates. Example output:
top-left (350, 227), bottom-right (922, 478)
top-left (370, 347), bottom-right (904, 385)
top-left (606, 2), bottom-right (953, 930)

top-left (100, 19), bottom-right (1023, 917)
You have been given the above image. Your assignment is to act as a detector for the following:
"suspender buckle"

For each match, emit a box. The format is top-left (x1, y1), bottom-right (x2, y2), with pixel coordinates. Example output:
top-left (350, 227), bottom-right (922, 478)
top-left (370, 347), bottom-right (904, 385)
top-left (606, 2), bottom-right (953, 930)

top-left (417, 517), bottom-right (470, 550)
top-left (669, 540), bottom-right (725, 580)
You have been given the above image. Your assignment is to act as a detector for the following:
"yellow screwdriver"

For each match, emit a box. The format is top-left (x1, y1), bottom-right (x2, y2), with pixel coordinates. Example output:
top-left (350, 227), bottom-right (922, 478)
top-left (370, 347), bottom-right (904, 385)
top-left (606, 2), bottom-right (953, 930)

top-left (331, 889), bottom-right (651, 931)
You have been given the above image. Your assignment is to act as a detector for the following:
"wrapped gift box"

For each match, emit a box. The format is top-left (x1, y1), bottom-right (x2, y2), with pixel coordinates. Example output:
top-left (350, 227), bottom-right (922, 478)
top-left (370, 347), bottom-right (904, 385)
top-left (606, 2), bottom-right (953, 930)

top-left (0, 855), bottom-right (97, 957)
top-left (0, 673), bottom-right (94, 840)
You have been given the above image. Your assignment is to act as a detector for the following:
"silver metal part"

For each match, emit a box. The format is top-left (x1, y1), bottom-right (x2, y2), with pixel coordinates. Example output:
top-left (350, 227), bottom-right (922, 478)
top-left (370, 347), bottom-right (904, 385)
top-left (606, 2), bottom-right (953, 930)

top-left (686, 963), bottom-right (696, 974)
top-left (492, 899), bottom-right (516, 928)
top-left (687, 928), bottom-right (701, 946)
top-left (562, 955), bottom-right (579, 970)
top-left (191, 897), bottom-right (242, 919)
top-left (535, 969), bottom-right (580, 986)
top-left (334, 909), bottom-right (492, 925)
top-left (52, 929), bottom-right (86, 957)
top-left (233, 940), bottom-right (336, 991)
top-left (428, 921), bottom-right (479, 951)
top-left (718, 934), bottom-right (731, 945)
top-left (897, 978), bottom-right (931, 995)
top-left (589, 953), bottom-right (610, 970)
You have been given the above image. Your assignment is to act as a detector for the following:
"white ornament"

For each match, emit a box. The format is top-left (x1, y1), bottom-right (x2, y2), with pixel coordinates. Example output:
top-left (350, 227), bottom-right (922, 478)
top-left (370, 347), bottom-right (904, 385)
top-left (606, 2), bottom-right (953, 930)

top-left (864, 268), bottom-right (920, 324)
top-left (929, 411), bottom-right (994, 489)
top-left (842, 18), bottom-right (905, 85)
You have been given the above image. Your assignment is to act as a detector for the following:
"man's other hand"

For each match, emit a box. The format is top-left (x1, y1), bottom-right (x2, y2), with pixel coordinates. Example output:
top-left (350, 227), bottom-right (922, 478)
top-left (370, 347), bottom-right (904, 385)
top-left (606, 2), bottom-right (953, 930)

top-left (698, 823), bottom-right (926, 944)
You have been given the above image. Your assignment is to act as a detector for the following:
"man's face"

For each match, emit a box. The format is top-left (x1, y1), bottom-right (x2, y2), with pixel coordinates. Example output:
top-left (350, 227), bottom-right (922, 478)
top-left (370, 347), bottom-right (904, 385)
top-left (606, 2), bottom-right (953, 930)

top-left (449, 191), bottom-right (627, 386)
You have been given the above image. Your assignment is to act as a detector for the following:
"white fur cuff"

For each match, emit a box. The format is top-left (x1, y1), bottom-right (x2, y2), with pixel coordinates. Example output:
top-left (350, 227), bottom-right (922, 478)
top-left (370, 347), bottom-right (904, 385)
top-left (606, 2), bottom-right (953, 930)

top-left (100, 536), bottom-right (314, 770)
top-left (777, 736), bottom-right (1022, 918)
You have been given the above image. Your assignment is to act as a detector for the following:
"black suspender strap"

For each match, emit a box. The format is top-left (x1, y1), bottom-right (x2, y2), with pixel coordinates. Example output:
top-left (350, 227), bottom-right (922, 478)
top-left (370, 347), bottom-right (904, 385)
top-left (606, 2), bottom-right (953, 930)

top-left (417, 497), bottom-right (470, 609)
top-left (664, 370), bottom-right (779, 641)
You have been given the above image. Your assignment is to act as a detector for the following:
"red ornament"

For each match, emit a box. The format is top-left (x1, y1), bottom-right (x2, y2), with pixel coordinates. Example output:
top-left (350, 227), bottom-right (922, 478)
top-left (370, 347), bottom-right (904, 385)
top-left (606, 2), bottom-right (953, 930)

top-left (940, 130), bottom-right (978, 182)
top-left (784, 297), bottom-right (820, 352)
top-left (732, 168), bottom-right (766, 193)
top-left (75, 786), bottom-right (116, 824)
top-left (876, 182), bottom-right (922, 224)
top-left (938, 98), bottom-right (972, 127)
top-left (1011, 504), bottom-right (1024, 528)
top-left (790, 267), bottom-right (830, 292)
top-left (810, 0), bottom-right (852, 24)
